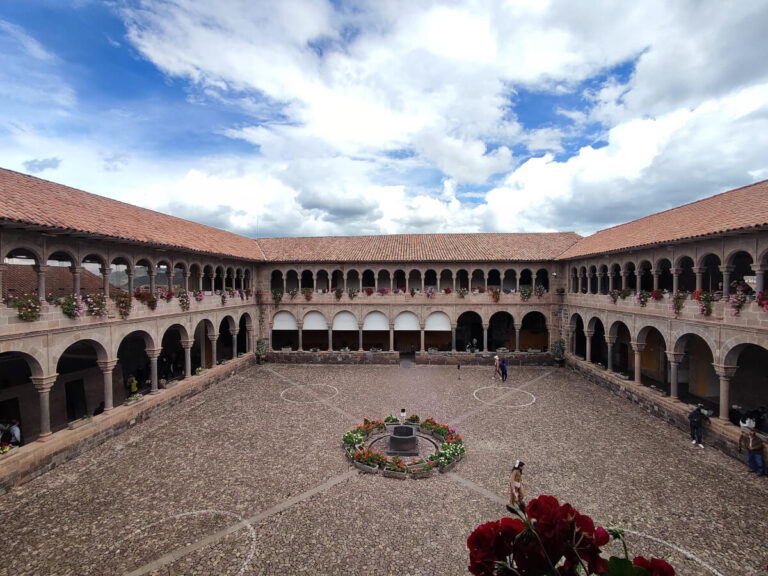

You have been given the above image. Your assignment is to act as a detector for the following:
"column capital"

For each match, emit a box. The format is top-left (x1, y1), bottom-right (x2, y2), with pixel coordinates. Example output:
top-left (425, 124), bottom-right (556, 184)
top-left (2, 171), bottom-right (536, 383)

top-left (100, 266), bottom-right (112, 276)
top-left (146, 347), bottom-right (162, 360)
top-left (147, 268), bottom-right (157, 277)
top-left (750, 264), bottom-right (766, 273)
top-left (665, 351), bottom-right (683, 364)
top-left (230, 328), bottom-right (239, 336)
top-left (180, 339), bottom-right (194, 349)
top-left (70, 265), bottom-right (83, 275)
top-left (713, 364), bottom-right (738, 379)
top-left (720, 266), bottom-right (734, 274)
top-left (31, 374), bottom-right (58, 392)
top-left (584, 330), bottom-right (594, 338)
top-left (33, 264), bottom-right (50, 273)
top-left (630, 341), bottom-right (645, 352)
top-left (605, 336), bottom-right (616, 345)
top-left (207, 333), bottom-right (219, 342)
top-left (692, 266), bottom-right (705, 274)
top-left (670, 267), bottom-right (680, 275)
top-left (97, 359), bottom-right (119, 372)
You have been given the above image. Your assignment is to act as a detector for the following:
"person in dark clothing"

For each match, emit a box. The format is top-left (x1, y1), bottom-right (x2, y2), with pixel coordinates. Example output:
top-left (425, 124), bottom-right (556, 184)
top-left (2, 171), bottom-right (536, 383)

top-left (501, 358), bottom-right (508, 382)
top-left (688, 404), bottom-right (709, 448)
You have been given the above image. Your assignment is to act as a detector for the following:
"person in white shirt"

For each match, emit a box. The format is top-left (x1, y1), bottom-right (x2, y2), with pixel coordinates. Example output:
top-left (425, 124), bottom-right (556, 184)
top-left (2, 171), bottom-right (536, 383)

top-left (0, 419), bottom-right (21, 446)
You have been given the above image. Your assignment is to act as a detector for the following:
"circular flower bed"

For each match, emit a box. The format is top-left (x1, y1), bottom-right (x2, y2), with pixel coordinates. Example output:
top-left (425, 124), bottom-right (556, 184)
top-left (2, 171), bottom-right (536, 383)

top-left (342, 415), bottom-right (465, 479)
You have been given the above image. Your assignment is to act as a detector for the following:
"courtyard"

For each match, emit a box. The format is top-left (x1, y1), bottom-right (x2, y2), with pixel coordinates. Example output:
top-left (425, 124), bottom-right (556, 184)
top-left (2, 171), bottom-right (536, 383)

top-left (1, 363), bottom-right (766, 575)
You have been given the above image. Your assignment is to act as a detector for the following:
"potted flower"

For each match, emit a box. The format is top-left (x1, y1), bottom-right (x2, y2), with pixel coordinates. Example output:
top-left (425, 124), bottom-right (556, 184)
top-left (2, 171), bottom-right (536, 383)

top-left (347, 288), bottom-right (359, 300)
top-left (489, 287), bottom-right (501, 303)
top-left (384, 414), bottom-right (400, 428)
top-left (302, 287), bottom-right (313, 301)
top-left (636, 290), bottom-right (650, 307)
top-left (534, 284), bottom-right (546, 298)
top-left (728, 290), bottom-right (748, 316)
top-left (458, 288), bottom-right (468, 298)
top-left (271, 288), bottom-right (283, 305)
top-left (125, 393), bottom-right (143, 405)
top-left (383, 456), bottom-right (408, 479)
top-left (195, 366), bottom-right (204, 375)
top-left (352, 449), bottom-right (385, 474)
top-left (519, 287), bottom-right (532, 301)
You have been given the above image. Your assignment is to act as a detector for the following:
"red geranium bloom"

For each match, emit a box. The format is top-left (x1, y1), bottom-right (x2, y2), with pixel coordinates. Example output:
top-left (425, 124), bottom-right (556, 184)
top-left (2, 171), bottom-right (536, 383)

top-left (633, 556), bottom-right (675, 576)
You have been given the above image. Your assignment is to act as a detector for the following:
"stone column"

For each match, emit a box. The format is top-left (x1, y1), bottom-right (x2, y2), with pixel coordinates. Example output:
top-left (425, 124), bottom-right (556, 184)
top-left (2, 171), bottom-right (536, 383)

top-left (666, 351), bottom-right (683, 399)
top-left (97, 266), bottom-right (110, 298)
top-left (671, 267), bottom-right (680, 294)
top-left (147, 348), bottom-right (161, 394)
top-left (127, 271), bottom-right (135, 295)
top-left (652, 271), bottom-right (659, 291)
top-left (231, 328), bottom-right (239, 358)
top-left (587, 272), bottom-right (594, 294)
top-left (597, 272), bottom-right (605, 294)
top-left (181, 339), bottom-right (193, 378)
top-left (166, 269), bottom-right (173, 291)
top-left (693, 267), bottom-right (704, 291)
top-left (358, 325), bottom-right (363, 351)
top-left (328, 327), bottom-right (333, 351)
top-left (71, 266), bottom-right (82, 296)
top-left (751, 264), bottom-right (765, 293)
top-left (482, 323), bottom-right (488, 352)
top-left (606, 337), bottom-right (615, 372)
top-left (389, 323), bottom-right (395, 352)
top-left (197, 272), bottom-right (203, 292)
top-left (483, 272), bottom-right (487, 292)
top-left (420, 325), bottom-right (425, 353)
top-left (33, 265), bottom-right (48, 300)
top-left (452, 274), bottom-right (456, 293)
top-left (619, 271), bottom-right (625, 292)
top-left (297, 322), bottom-right (303, 352)
top-left (635, 271), bottom-right (641, 293)
top-left (714, 364), bottom-right (737, 421)
top-left (516, 273), bottom-right (520, 292)
top-left (148, 269), bottom-right (156, 294)
top-left (451, 326), bottom-right (456, 352)
top-left (721, 266), bottom-right (733, 297)
top-left (585, 330), bottom-right (593, 363)
top-left (96, 360), bottom-right (118, 411)
top-left (608, 271), bottom-right (615, 292)
top-left (209, 334), bottom-right (218, 366)
top-left (0, 264), bottom-right (5, 299)
top-left (578, 271), bottom-right (584, 293)
top-left (283, 272), bottom-right (287, 294)
top-left (514, 326), bottom-right (520, 352)
top-left (184, 272), bottom-right (191, 292)
top-left (374, 274), bottom-right (378, 293)
top-left (631, 342), bottom-right (645, 384)
top-left (31, 375), bottom-right (57, 440)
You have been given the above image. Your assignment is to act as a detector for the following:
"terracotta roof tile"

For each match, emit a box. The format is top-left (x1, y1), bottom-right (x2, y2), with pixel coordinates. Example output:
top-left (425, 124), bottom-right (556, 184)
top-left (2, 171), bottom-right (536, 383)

top-left (256, 232), bottom-right (581, 263)
top-left (0, 168), bottom-right (263, 261)
top-left (558, 179), bottom-right (768, 260)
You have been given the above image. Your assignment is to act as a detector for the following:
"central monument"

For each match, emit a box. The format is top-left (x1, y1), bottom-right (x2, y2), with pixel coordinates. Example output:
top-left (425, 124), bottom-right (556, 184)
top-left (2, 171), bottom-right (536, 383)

top-left (387, 424), bottom-right (419, 456)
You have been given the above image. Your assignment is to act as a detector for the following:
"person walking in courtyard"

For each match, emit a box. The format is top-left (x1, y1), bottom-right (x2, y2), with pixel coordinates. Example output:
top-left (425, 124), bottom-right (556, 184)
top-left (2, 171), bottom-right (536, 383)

top-left (507, 460), bottom-right (525, 512)
top-left (739, 426), bottom-right (765, 476)
top-left (688, 404), bottom-right (709, 448)
top-left (494, 355), bottom-right (501, 379)
top-left (501, 358), bottom-right (508, 382)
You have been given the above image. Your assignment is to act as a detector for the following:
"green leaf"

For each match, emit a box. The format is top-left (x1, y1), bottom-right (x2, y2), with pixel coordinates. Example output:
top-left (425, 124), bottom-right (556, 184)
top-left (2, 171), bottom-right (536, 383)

top-left (604, 557), bottom-right (649, 576)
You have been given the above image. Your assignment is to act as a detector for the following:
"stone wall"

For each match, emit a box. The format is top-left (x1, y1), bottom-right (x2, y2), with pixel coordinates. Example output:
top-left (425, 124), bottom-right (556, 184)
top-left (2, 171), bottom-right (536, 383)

top-left (266, 350), bottom-right (400, 364)
top-left (414, 351), bottom-right (557, 366)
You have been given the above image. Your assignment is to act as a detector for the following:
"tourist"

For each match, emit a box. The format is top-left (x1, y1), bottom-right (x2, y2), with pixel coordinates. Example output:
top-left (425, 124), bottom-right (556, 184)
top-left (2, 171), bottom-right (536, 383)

top-left (494, 355), bottom-right (500, 379)
top-left (501, 358), bottom-right (508, 382)
top-left (457, 362), bottom-right (461, 380)
top-left (688, 404), bottom-right (709, 448)
top-left (739, 426), bottom-right (765, 476)
top-left (507, 460), bottom-right (525, 512)
top-left (126, 374), bottom-right (138, 395)
top-left (0, 419), bottom-right (21, 446)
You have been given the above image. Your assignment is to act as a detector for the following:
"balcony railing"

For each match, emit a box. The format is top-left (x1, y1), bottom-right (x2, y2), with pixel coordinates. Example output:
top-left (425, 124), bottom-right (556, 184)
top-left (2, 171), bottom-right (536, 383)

top-left (267, 289), bottom-right (558, 306)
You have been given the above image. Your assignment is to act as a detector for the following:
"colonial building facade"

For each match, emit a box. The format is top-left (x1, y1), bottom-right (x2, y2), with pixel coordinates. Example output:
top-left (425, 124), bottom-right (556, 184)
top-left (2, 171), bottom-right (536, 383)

top-left (1, 168), bottom-right (767, 453)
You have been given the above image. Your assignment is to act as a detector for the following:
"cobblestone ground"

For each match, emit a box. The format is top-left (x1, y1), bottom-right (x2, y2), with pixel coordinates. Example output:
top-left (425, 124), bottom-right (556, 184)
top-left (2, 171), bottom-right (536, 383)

top-left (1, 364), bottom-right (766, 575)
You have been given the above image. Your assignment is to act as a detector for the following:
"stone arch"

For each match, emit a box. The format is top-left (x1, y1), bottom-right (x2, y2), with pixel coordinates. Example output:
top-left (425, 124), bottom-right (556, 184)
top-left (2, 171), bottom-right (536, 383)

top-left (424, 268), bottom-right (439, 288)
top-left (424, 311), bottom-right (451, 351)
top-left (570, 313), bottom-right (586, 356)
top-left (456, 269), bottom-right (469, 290)
top-left (301, 269), bottom-right (314, 290)
top-left (587, 316), bottom-right (607, 365)
top-left (637, 259), bottom-right (653, 291)
top-left (303, 310), bottom-right (330, 350)
top-left (53, 334), bottom-right (109, 367)
top-left (362, 310), bottom-right (390, 351)
top-left (456, 311), bottom-right (483, 351)
top-left (672, 327), bottom-right (718, 358)
top-left (609, 263), bottom-right (622, 290)
top-left (238, 312), bottom-right (253, 353)
top-left (407, 269), bottom-right (422, 292)
top-left (535, 268), bottom-right (549, 291)
top-left (0, 351), bottom-right (45, 442)
top-left (699, 253), bottom-right (722, 292)
top-left (519, 311), bottom-right (548, 351)
top-left (439, 269), bottom-right (453, 291)
top-left (636, 324), bottom-right (668, 389)
top-left (44, 245), bottom-right (77, 266)
top-left (655, 258), bottom-right (673, 292)
top-left (488, 311), bottom-right (515, 352)
top-left (673, 332), bottom-right (718, 405)
top-left (503, 269), bottom-right (517, 292)
top-left (271, 311), bottom-right (298, 351)
top-left (722, 341), bottom-right (768, 430)
top-left (598, 264), bottom-right (609, 294)
top-left (588, 265), bottom-right (598, 294)
top-left (217, 315), bottom-right (237, 361)
top-left (332, 310), bottom-right (359, 351)
top-left (53, 339), bottom-right (109, 429)
top-left (160, 323), bottom-right (188, 381)
top-left (607, 319), bottom-right (632, 375)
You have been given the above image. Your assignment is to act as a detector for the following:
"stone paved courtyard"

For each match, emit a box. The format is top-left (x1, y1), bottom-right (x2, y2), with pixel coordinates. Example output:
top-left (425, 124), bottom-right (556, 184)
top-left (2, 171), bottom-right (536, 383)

top-left (1, 363), bottom-right (766, 575)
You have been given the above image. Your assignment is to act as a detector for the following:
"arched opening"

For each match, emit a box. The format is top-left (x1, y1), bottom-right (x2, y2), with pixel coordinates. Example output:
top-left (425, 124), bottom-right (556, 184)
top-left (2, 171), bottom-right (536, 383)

top-left (675, 334), bottom-right (717, 410)
top-left (301, 270), bottom-right (314, 290)
top-left (234, 268), bottom-right (242, 290)
top-left (520, 269), bottom-right (533, 291)
top-left (363, 311), bottom-right (389, 350)
top-left (394, 311), bottom-right (420, 353)
top-left (110, 257), bottom-right (131, 297)
top-left (270, 270), bottom-right (284, 291)
top-left (656, 259), bottom-right (672, 292)
top-left (456, 311), bottom-right (483, 351)
top-left (160, 325), bottom-right (186, 383)
top-left (81, 254), bottom-right (107, 296)
top-left (43, 251), bottom-right (76, 299)
top-left (377, 270), bottom-right (391, 293)
top-left (610, 263), bottom-right (622, 291)
top-left (217, 317), bottom-right (236, 362)
top-left (424, 269), bottom-right (438, 289)
top-left (285, 270), bottom-right (299, 292)
top-left (303, 311), bottom-right (329, 350)
top-left (155, 260), bottom-right (171, 292)
top-left (519, 312), bottom-right (548, 351)
top-left (488, 311), bottom-right (515, 351)
top-left (54, 340), bottom-right (106, 429)
top-left (726, 344), bottom-right (768, 431)
top-left (588, 266), bottom-right (598, 295)
top-left (408, 269), bottom-right (422, 292)
top-left (202, 265), bottom-right (214, 292)
top-left (456, 269), bottom-right (469, 290)
top-left (700, 254), bottom-right (722, 292)
top-left (192, 319), bottom-right (215, 370)
top-left (439, 269), bottom-right (453, 291)
top-left (225, 267), bottom-right (234, 290)
top-left (117, 331), bottom-right (152, 396)
top-left (624, 262), bottom-right (637, 292)
top-left (332, 311), bottom-right (358, 350)
top-left (637, 326), bottom-right (668, 392)
top-left (503, 269), bottom-right (517, 292)
top-left (238, 313), bottom-right (252, 353)
top-left (3, 248), bottom-right (42, 301)
top-left (361, 270), bottom-right (375, 290)
top-left (424, 312), bottom-right (451, 351)
top-left (172, 262), bottom-right (186, 291)
top-left (0, 352), bottom-right (42, 443)
top-left (579, 267), bottom-right (587, 293)
top-left (243, 269), bottom-right (251, 292)
top-left (346, 270), bottom-right (360, 291)
top-left (609, 322), bottom-right (632, 376)
top-left (728, 251), bottom-right (754, 294)
top-left (535, 269), bottom-right (549, 291)
top-left (487, 269), bottom-right (501, 289)
top-left (317, 270), bottom-right (331, 294)
top-left (214, 266), bottom-right (225, 292)
top-left (638, 260), bottom-right (653, 292)
top-left (588, 318), bottom-right (607, 366)
top-left (189, 264), bottom-right (202, 293)
top-left (393, 270), bottom-right (406, 292)
top-left (470, 269), bottom-right (484, 291)
top-left (598, 265), bottom-right (609, 295)
top-left (677, 256), bottom-right (695, 292)
top-left (570, 267), bottom-right (578, 293)
top-left (571, 315), bottom-right (586, 357)
top-left (331, 270), bottom-right (344, 291)
top-left (271, 312), bottom-right (298, 351)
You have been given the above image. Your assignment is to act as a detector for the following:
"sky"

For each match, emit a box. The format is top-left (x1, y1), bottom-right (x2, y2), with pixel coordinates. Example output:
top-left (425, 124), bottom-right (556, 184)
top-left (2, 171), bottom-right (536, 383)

top-left (2, 0), bottom-right (768, 240)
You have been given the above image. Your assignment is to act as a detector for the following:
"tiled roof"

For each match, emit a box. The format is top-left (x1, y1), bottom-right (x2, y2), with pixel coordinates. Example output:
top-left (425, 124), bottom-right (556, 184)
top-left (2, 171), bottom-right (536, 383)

top-left (3, 265), bottom-right (107, 298)
top-left (0, 168), bottom-right (263, 261)
top-left (255, 232), bottom-right (582, 263)
top-left (559, 179), bottom-right (768, 260)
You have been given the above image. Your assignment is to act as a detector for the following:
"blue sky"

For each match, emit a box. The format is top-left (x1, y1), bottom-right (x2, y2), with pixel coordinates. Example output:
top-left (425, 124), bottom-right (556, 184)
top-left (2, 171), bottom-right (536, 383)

top-left (2, 0), bottom-right (768, 238)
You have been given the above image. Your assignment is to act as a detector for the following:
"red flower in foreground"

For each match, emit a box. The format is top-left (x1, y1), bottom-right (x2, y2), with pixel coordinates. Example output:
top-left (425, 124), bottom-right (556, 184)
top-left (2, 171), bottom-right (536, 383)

top-left (633, 556), bottom-right (675, 576)
top-left (467, 518), bottom-right (525, 576)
